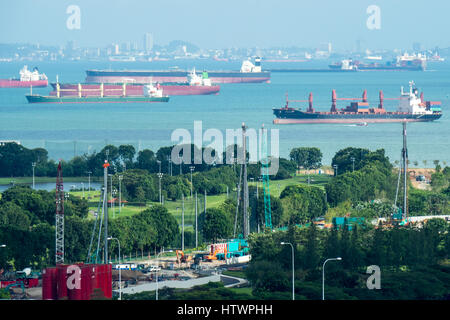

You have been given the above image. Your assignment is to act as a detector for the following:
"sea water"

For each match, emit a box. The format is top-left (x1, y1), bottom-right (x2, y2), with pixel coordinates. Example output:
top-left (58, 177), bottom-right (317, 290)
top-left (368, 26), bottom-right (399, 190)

top-left (0, 59), bottom-right (448, 166)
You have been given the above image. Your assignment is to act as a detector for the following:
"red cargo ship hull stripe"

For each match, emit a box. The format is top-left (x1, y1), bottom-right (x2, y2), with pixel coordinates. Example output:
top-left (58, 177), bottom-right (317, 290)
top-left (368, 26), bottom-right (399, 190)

top-left (0, 79), bottom-right (48, 88)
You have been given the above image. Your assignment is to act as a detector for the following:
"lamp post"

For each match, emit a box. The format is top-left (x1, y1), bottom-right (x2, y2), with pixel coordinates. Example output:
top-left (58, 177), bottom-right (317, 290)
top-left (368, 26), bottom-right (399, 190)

top-left (281, 242), bottom-right (295, 300)
top-left (81, 182), bottom-right (84, 199)
top-left (118, 175), bottom-right (123, 214)
top-left (322, 257), bottom-right (342, 300)
top-left (189, 166), bottom-right (195, 198)
top-left (333, 164), bottom-right (338, 176)
top-left (87, 171), bottom-right (92, 197)
top-left (156, 249), bottom-right (173, 300)
top-left (112, 188), bottom-right (117, 218)
top-left (107, 237), bottom-right (121, 300)
top-left (32, 162), bottom-right (36, 189)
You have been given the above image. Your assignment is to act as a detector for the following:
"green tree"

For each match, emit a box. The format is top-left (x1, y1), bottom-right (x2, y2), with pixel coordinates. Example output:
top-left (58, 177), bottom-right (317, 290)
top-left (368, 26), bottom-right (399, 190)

top-left (289, 147), bottom-right (323, 170)
top-left (202, 208), bottom-right (233, 243)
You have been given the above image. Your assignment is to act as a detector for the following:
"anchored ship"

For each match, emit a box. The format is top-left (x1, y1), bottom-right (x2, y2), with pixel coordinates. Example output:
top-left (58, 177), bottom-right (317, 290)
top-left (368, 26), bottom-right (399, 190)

top-left (0, 66), bottom-right (48, 88)
top-left (273, 81), bottom-right (442, 124)
top-left (329, 53), bottom-right (427, 71)
top-left (53, 69), bottom-right (219, 96)
top-left (26, 83), bottom-right (169, 103)
top-left (85, 57), bottom-right (270, 84)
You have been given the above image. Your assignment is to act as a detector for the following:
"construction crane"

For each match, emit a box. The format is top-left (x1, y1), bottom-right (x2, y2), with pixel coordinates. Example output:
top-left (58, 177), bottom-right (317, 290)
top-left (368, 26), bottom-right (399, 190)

top-left (86, 160), bottom-right (110, 264)
top-left (55, 161), bottom-right (64, 265)
top-left (261, 124), bottom-right (272, 230)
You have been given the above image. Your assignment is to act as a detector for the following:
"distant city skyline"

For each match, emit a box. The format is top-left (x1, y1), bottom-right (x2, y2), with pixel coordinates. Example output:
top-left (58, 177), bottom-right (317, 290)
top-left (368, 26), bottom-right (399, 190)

top-left (0, 0), bottom-right (448, 51)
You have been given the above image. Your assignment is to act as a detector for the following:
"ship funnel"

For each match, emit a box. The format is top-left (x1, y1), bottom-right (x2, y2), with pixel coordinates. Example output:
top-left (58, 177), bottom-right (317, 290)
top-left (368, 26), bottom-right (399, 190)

top-left (378, 90), bottom-right (384, 109)
top-left (362, 89), bottom-right (367, 102)
top-left (330, 89), bottom-right (337, 112)
top-left (420, 92), bottom-right (424, 103)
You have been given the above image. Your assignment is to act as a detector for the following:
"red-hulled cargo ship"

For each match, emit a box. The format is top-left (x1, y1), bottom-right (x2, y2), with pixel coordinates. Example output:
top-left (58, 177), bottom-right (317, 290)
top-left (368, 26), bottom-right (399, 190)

top-left (0, 66), bottom-right (48, 88)
top-left (52, 69), bottom-right (220, 96)
top-left (85, 57), bottom-right (270, 84)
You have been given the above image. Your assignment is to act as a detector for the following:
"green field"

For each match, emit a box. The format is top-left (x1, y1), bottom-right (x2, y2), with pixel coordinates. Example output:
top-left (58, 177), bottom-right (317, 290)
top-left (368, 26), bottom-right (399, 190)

top-left (70, 173), bottom-right (332, 223)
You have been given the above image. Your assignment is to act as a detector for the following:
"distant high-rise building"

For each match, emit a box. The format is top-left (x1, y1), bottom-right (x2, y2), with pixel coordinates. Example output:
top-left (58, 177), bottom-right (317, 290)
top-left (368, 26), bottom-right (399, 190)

top-left (144, 33), bottom-right (153, 53)
top-left (413, 42), bottom-right (421, 52)
top-left (328, 42), bottom-right (332, 54)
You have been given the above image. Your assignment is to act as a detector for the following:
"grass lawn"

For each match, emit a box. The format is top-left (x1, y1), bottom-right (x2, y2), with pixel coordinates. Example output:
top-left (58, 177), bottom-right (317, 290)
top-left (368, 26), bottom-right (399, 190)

top-left (249, 173), bottom-right (332, 197)
top-left (75, 173), bottom-right (331, 222)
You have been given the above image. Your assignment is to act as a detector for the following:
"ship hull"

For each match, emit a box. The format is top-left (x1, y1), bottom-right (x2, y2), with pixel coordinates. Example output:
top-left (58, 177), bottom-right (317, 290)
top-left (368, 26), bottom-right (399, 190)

top-left (85, 70), bottom-right (270, 84)
top-left (0, 79), bottom-right (48, 88)
top-left (273, 109), bottom-right (442, 124)
top-left (26, 95), bottom-right (169, 104)
top-left (51, 83), bottom-right (220, 96)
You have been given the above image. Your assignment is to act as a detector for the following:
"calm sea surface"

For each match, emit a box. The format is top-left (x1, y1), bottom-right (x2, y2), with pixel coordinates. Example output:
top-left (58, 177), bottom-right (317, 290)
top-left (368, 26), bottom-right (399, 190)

top-left (0, 59), bottom-right (449, 166)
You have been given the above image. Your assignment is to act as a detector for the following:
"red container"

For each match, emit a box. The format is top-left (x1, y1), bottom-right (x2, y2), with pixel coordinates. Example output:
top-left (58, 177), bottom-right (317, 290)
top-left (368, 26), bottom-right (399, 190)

top-left (67, 264), bottom-right (83, 300)
top-left (42, 268), bottom-right (58, 300)
top-left (28, 278), bottom-right (39, 288)
top-left (56, 264), bottom-right (69, 300)
top-left (104, 264), bottom-right (112, 299)
top-left (80, 264), bottom-right (93, 300)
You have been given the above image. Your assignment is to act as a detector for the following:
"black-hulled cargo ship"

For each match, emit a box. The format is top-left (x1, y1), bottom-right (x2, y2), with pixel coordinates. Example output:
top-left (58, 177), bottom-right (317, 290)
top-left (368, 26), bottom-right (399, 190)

top-left (86, 57), bottom-right (270, 84)
top-left (273, 82), bottom-right (442, 124)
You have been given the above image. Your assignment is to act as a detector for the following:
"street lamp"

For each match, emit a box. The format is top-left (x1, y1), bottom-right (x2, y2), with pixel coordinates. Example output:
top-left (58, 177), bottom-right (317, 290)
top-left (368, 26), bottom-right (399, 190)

top-left (281, 242), bottom-right (295, 300)
top-left (32, 162), bottom-right (36, 189)
top-left (189, 166), bottom-right (195, 198)
top-left (156, 249), bottom-right (173, 300)
top-left (333, 164), bottom-right (338, 176)
top-left (118, 175), bottom-right (123, 214)
top-left (107, 237), bottom-right (121, 300)
top-left (87, 171), bottom-right (92, 197)
top-left (322, 257), bottom-right (342, 300)
top-left (112, 188), bottom-right (117, 218)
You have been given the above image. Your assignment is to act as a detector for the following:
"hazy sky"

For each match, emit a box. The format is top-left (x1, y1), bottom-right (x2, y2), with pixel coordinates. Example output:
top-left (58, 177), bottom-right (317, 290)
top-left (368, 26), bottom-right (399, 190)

top-left (0, 0), bottom-right (447, 51)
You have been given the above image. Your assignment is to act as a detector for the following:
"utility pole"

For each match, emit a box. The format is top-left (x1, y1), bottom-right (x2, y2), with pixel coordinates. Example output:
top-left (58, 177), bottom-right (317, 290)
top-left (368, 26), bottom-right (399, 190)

top-left (32, 162), bottom-right (36, 189)
top-left (195, 192), bottom-right (198, 248)
top-left (189, 166), bottom-right (195, 198)
top-left (402, 122), bottom-right (408, 220)
top-left (87, 171), bottom-right (92, 196)
top-left (242, 123), bottom-right (249, 238)
top-left (103, 160), bottom-right (110, 264)
top-left (182, 194), bottom-right (185, 251)
top-left (157, 160), bottom-right (163, 204)
top-left (118, 175), bottom-right (123, 214)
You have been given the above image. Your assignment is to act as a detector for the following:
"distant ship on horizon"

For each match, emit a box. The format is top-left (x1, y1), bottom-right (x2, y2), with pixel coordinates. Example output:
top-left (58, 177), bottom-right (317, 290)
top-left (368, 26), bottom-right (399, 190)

top-left (329, 53), bottom-right (427, 71)
top-left (85, 57), bottom-right (271, 84)
top-left (0, 66), bottom-right (48, 88)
